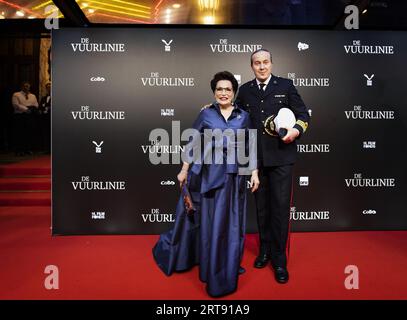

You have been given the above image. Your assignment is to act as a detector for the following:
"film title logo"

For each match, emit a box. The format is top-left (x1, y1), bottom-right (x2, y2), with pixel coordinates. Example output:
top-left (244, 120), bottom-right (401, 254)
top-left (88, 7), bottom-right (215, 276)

top-left (290, 207), bottom-right (330, 221)
top-left (72, 176), bottom-right (126, 191)
top-left (142, 208), bottom-right (175, 223)
top-left (210, 39), bottom-right (262, 53)
top-left (344, 105), bottom-right (395, 120)
top-left (344, 40), bottom-right (394, 55)
top-left (71, 38), bottom-right (126, 52)
top-left (141, 72), bottom-right (195, 87)
top-left (297, 144), bottom-right (330, 153)
top-left (287, 73), bottom-right (330, 87)
top-left (345, 173), bottom-right (395, 188)
top-left (71, 106), bottom-right (126, 120)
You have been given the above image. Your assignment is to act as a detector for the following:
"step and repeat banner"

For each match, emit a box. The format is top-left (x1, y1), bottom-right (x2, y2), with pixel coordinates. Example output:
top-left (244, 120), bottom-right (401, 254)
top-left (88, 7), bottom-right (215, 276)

top-left (52, 28), bottom-right (407, 235)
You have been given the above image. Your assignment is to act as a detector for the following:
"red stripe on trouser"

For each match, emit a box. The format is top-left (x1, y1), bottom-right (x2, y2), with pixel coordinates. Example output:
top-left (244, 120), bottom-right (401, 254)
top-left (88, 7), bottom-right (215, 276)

top-left (286, 174), bottom-right (294, 264)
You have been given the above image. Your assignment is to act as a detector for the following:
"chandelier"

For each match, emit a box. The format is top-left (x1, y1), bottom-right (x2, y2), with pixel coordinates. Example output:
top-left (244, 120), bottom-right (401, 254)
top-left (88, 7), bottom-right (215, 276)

top-left (198, 0), bottom-right (220, 11)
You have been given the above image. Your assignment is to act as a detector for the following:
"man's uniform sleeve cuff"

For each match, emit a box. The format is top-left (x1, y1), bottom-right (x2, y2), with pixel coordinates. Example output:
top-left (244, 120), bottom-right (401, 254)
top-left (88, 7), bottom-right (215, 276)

top-left (293, 120), bottom-right (308, 136)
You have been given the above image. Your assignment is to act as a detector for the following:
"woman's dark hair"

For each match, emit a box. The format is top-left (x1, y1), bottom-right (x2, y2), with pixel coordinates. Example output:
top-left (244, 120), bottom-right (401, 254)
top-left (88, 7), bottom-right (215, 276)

top-left (210, 71), bottom-right (239, 94)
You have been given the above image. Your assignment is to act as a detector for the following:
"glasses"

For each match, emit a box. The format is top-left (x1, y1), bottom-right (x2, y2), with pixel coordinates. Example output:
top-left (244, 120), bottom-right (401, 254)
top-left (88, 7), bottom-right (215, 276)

top-left (215, 87), bottom-right (233, 93)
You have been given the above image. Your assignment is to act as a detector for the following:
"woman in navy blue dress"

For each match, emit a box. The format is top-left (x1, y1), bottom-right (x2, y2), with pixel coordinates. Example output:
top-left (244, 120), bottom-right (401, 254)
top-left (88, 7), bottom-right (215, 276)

top-left (153, 71), bottom-right (259, 297)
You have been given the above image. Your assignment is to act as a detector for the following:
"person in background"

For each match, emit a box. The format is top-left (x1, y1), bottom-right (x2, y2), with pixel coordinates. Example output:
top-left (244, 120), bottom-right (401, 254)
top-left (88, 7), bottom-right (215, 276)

top-left (39, 81), bottom-right (51, 153)
top-left (11, 81), bottom-right (39, 156)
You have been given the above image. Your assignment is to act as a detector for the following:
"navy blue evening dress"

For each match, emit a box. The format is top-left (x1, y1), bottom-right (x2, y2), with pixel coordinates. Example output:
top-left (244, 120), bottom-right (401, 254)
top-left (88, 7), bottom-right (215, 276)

top-left (153, 103), bottom-right (254, 297)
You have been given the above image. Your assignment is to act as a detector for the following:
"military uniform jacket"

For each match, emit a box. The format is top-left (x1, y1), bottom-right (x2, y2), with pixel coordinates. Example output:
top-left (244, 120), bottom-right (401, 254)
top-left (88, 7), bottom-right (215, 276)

top-left (236, 75), bottom-right (310, 167)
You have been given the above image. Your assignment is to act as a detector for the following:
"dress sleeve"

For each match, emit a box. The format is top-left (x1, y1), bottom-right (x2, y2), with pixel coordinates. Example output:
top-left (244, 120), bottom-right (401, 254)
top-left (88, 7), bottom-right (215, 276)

top-left (192, 109), bottom-right (205, 132)
top-left (182, 110), bottom-right (206, 175)
top-left (246, 115), bottom-right (258, 172)
top-left (238, 114), bottom-right (257, 175)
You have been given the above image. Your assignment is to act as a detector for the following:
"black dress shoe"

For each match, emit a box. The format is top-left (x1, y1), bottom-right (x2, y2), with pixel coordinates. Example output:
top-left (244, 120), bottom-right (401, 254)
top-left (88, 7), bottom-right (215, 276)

top-left (274, 266), bottom-right (289, 284)
top-left (254, 253), bottom-right (270, 268)
top-left (239, 266), bottom-right (246, 275)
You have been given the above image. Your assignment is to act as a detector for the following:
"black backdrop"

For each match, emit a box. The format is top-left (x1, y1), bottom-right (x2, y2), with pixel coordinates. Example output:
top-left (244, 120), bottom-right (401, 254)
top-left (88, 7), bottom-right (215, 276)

top-left (52, 28), bottom-right (407, 235)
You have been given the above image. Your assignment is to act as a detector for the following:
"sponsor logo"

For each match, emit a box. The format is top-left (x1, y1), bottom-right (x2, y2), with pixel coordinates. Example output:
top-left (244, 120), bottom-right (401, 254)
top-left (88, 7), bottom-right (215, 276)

top-left (90, 76), bottom-right (105, 82)
top-left (210, 39), bottom-right (262, 53)
top-left (363, 141), bottom-right (376, 149)
top-left (72, 176), bottom-right (126, 190)
top-left (297, 144), bottom-right (330, 153)
top-left (297, 42), bottom-right (309, 51)
top-left (92, 141), bottom-right (104, 153)
top-left (345, 173), bottom-right (395, 188)
top-left (161, 180), bottom-right (176, 186)
top-left (161, 109), bottom-right (174, 116)
top-left (71, 38), bottom-right (125, 52)
top-left (344, 40), bottom-right (394, 55)
top-left (141, 208), bottom-right (175, 223)
top-left (141, 72), bottom-right (194, 87)
top-left (71, 106), bottom-right (126, 120)
top-left (299, 176), bottom-right (309, 186)
top-left (364, 74), bottom-right (374, 86)
top-left (234, 74), bottom-right (241, 84)
top-left (290, 207), bottom-right (330, 220)
top-left (91, 211), bottom-right (105, 219)
top-left (363, 209), bottom-right (376, 215)
top-left (344, 105), bottom-right (395, 120)
top-left (287, 73), bottom-right (330, 87)
top-left (162, 39), bottom-right (173, 52)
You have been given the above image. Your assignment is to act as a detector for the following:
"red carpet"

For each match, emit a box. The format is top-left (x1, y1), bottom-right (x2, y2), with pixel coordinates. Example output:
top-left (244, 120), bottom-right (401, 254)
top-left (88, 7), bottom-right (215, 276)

top-left (1, 156), bottom-right (406, 300)
top-left (0, 205), bottom-right (406, 300)
top-left (0, 156), bottom-right (51, 206)
top-left (0, 177), bottom-right (51, 191)
top-left (0, 157), bottom-right (51, 176)
top-left (0, 193), bottom-right (51, 206)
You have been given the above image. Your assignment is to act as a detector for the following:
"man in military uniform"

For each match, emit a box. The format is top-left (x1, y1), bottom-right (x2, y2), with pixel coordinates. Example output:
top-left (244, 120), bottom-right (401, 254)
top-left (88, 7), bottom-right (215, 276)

top-left (236, 49), bottom-right (310, 284)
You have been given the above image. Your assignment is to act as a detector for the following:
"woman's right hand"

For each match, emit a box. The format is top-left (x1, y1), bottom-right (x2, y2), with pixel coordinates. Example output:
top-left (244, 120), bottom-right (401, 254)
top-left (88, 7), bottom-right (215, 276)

top-left (177, 170), bottom-right (188, 188)
top-left (250, 170), bottom-right (260, 193)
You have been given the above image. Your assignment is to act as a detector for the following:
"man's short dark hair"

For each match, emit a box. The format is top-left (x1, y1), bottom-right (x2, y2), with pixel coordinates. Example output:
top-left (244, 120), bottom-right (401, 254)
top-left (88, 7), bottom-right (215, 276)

top-left (250, 49), bottom-right (272, 66)
top-left (210, 71), bottom-right (239, 94)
